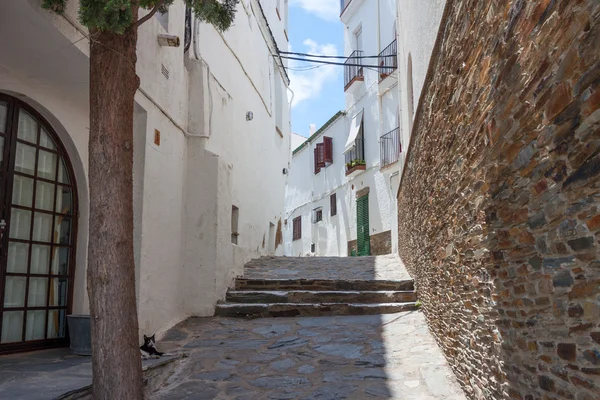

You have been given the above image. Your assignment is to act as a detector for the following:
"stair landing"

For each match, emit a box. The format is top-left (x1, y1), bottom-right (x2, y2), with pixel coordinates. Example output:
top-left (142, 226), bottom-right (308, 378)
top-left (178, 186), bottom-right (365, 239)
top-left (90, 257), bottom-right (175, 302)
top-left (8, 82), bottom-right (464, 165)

top-left (216, 254), bottom-right (418, 318)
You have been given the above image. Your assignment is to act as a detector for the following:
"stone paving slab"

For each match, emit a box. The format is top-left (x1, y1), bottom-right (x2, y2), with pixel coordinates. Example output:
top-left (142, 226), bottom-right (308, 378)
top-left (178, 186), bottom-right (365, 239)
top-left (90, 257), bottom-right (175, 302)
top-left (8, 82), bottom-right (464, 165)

top-left (152, 311), bottom-right (466, 400)
top-left (0, 348), bottom-right (178, 400)
top-left (242, 254), bottom-right (413, 282)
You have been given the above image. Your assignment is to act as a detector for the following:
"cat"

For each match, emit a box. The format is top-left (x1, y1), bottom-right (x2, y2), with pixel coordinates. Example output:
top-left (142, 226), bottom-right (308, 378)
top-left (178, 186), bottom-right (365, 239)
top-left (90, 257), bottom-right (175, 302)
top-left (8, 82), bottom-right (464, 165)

top-left (140, 334), bottom-right (164, 360)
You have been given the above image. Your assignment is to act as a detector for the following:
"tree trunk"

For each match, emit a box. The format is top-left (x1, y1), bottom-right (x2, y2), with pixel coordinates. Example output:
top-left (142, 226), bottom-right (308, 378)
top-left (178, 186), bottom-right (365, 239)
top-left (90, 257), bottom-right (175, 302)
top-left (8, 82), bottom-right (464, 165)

top-left (87, 13), bottom-right (143, 400)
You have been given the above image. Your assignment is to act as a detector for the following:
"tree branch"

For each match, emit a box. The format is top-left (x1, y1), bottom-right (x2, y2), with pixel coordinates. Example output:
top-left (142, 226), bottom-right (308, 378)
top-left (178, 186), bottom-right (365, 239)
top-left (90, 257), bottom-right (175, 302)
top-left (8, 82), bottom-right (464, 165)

top-left (134, 0), bottom-right (166, 29)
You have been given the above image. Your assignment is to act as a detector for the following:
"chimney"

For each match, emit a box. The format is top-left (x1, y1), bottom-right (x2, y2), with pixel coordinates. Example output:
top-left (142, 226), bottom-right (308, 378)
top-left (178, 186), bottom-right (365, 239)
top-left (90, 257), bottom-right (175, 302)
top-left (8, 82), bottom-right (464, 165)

top-left (309, 124), bottom-right (316, 136)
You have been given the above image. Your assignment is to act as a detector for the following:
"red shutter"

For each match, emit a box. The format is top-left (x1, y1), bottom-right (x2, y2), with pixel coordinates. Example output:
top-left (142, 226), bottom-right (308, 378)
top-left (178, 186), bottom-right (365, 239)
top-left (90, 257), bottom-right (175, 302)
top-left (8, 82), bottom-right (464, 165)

top-left (314, 148), bottom-right (321, 174)
top-left (323, 137), bottom-right (333, 164)
top-left (316, 143), bottom-right (326, 168)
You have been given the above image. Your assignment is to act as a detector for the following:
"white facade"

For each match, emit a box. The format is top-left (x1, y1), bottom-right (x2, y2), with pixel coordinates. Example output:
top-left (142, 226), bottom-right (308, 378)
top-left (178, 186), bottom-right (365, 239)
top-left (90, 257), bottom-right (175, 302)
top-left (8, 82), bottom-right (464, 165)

top-left (395, 0), bottom-right (447, 175)
top-left (285, 0), bottom-right (401, 257)
top-left (0, 0), bottom-right (290, 351)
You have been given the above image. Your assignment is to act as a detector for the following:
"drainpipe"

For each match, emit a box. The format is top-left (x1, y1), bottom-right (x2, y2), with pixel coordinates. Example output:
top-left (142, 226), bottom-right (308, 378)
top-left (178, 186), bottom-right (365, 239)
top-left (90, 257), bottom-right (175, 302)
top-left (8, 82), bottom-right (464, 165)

top-left (376, 0), bottom-right (383, 159)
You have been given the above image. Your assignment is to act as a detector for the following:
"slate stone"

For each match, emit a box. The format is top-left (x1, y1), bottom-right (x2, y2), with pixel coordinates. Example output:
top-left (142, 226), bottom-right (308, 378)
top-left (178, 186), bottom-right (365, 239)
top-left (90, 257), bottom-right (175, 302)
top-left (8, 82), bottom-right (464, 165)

top-left (298, 329), bottom-right (321, 337)
top-left (183, 339), bottom-right (268, 350)
top-left (355, 355), bottom-right (386, 368)
top-left (301, 384), bottom-right (358, 400)
top-left (252, 324), bottom-right (292, 338)
top-left (296, 317), bottom-right (337, 327)
top-left (314, 344), bottom-right (364, 359)
top-left (567, 236), bottom-right (595, 251)
top-left (552, 270), bottom-right (574, 287)
top-left (268, 336), bottom-right (309, 349)
top-left (365, 384), bottom-right (393, 397)
top-left (270, 358), bottom-right (296, 371)
top-left (527, 212), bottom-right (547, 230)
top-left (249, 376), bottom-right (311, 389)
top-left (249, 351), bottom-right (280, 362)
top-left (542, 256), bottom-right (576, 269)
top-left (191, 370), bottom-right (232, 381)
top-left (297, 365), bottom-right (315, 374)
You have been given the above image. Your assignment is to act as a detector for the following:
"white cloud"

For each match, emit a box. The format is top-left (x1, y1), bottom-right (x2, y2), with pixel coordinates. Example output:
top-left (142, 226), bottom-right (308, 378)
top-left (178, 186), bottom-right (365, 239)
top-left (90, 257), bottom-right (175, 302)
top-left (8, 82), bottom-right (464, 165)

top-left (290, 0), bottom-right (339, 21)
top-left (288, 39), bottom-right (339, 108)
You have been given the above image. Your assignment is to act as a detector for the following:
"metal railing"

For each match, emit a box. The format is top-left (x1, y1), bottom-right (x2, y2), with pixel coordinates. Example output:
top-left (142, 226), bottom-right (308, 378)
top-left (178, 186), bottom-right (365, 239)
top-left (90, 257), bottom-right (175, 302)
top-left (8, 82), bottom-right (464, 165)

top-left (380, 127), bottom-right (401, 168)
top-left (378, 39), bottom-right (397, 81)
top-left (345, 133), bottom-right (365, 172)
top-left (344, 50), bottom-right (364, 90)
top-left (340, 0), bottom-right (353, 14)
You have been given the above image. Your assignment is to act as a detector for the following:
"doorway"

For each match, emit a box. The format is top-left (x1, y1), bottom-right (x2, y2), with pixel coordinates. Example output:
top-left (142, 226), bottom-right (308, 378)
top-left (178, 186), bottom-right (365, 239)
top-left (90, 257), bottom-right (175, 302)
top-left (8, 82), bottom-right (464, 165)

top-left (356, 194), bottom-right (370, 256)
top-left (0, 94), bottom-right (78, 353)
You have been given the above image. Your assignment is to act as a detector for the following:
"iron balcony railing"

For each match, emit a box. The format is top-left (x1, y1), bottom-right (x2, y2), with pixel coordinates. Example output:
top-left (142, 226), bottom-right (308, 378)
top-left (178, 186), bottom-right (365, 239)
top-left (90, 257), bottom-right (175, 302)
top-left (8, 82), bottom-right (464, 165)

top-left (344, 50), bottom-right (364, 90)
top-left (380, 127), bottom-right (401, 168)
top-left (378, 39), bottom-right (398, 81)
top-left (345, 134), bottom-right (365, 171)
top-left (340, 0), bottom-right (353, 15)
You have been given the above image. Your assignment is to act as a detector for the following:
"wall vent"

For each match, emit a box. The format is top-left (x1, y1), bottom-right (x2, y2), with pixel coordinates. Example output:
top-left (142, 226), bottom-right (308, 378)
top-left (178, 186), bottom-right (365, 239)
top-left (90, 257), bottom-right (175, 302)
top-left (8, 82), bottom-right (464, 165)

top-left (161, 64), bottom-right (170, 79)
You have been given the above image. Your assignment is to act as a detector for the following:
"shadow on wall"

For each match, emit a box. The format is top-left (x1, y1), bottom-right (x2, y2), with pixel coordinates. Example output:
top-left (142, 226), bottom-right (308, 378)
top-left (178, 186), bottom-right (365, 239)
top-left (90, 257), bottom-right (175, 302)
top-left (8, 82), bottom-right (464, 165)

top-left (398, 0), bottom-right (600, 399)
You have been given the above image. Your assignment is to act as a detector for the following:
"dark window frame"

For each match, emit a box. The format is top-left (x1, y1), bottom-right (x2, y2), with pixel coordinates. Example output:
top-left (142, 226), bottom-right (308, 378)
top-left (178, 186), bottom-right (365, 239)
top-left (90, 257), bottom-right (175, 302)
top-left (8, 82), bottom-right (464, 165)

top-left (292, 216), bottom-right (301, 241)
top-left (330, 193), bottom-right (337, 216)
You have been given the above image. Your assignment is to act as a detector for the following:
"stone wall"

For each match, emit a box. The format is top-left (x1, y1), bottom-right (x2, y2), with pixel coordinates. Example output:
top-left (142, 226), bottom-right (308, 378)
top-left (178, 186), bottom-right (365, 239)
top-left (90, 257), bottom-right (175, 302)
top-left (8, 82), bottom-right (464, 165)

top-left (370, 230), bottom-right (392, 255)
top-left (397, 1), bottom-right (600, 399)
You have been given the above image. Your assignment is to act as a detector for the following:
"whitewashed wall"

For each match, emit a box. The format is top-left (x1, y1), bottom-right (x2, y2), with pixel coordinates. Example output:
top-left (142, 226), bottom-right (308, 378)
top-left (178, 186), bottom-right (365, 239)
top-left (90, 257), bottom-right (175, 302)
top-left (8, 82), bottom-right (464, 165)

top-left (396, 0), bottom-right (447, 175)
top-left (0, 0), bottom-right (290, 342)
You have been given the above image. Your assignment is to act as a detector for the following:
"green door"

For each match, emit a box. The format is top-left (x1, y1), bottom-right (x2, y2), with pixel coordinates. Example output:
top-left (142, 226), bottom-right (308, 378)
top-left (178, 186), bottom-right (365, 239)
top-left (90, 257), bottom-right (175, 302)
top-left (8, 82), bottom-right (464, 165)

top-left (356, 194), bottom-right (370, 256)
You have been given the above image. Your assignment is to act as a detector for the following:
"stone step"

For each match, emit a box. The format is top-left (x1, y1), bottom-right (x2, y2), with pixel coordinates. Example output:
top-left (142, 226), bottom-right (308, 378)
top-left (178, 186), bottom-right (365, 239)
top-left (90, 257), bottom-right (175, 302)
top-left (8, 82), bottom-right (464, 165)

top-left (224, 290), bottom-right (417, 304)
top-left (234, 278), bottom-right (414, 292)
top-left (214, 302), bottom-right (418, 318)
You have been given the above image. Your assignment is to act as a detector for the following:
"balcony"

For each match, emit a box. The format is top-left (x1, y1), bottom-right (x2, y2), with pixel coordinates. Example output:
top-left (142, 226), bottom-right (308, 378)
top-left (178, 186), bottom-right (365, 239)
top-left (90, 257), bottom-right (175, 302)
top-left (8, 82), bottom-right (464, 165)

top-left (380, 127), bottom-right (401, 169)
top-left (378, 39), bottom-right (398, 90)
top-left (345, 134), bottom-right (366, 177)
top-left (344, 50), bottom-right (364, 92)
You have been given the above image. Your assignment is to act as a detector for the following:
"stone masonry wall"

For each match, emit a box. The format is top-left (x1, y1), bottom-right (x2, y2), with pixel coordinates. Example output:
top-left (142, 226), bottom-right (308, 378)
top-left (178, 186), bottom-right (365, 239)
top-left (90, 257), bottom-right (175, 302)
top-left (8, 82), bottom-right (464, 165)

top-left (370, 230), bottom-right (392, 255)
top-left (397, 1), bottom-right (600, 399)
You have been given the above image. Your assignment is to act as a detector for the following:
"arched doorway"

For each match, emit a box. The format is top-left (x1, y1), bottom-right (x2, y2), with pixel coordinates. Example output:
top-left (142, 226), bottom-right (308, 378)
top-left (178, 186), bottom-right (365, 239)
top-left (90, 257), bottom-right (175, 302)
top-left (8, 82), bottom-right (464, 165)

top-left (0, 94), bottom-right (78, 353)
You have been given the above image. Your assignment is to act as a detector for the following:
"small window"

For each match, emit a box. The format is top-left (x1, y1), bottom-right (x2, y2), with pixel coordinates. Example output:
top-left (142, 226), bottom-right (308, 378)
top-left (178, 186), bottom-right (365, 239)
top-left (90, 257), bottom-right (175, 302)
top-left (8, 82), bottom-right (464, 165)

top-left (330, 193), bottom-right (337, 216)
top-left (292, 216), bottom-right (302, 241)
top-left (231, 206), bottom-right (239, 244)
top-left (313, 208), bottom-right (323, 223)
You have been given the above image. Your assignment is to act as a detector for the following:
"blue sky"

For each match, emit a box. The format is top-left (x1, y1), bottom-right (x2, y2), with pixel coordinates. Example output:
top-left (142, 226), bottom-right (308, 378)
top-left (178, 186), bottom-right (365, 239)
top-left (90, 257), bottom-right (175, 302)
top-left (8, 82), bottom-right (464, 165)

top-left (288, 0), bottom-right (344, 137)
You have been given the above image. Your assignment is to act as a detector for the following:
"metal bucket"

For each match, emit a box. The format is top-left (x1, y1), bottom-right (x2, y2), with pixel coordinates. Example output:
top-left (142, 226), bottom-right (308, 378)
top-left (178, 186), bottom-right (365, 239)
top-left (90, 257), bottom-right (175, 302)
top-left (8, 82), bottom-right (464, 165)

top-left (67, 315), bottom-right (92, 356)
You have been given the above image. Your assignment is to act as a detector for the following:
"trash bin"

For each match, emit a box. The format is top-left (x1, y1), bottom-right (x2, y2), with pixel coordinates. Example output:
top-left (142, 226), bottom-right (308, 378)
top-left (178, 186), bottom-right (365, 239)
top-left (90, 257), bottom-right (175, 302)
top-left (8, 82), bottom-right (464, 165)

top-left (67, 315), bottom-right (92, 356)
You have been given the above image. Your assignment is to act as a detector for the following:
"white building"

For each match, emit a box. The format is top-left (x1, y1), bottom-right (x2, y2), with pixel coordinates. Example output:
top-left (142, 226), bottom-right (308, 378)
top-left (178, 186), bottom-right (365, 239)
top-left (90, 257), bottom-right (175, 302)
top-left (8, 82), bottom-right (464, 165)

top-left (0, 0), bottom-right (290, 353)
top-left (395, 0), bottom-right (447, 175)
top-left (285, 0), bottom-right (401, 257)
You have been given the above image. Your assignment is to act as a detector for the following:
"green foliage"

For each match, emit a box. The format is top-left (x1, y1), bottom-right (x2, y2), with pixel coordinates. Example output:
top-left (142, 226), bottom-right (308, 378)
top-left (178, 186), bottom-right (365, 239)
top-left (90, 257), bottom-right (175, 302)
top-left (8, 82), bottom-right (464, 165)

top-left (42, 0), bottom-right (238, 33)
top-left (415, 300), bottom-right (422, 308)
top-left (185, 0), bottom-right (237, 32)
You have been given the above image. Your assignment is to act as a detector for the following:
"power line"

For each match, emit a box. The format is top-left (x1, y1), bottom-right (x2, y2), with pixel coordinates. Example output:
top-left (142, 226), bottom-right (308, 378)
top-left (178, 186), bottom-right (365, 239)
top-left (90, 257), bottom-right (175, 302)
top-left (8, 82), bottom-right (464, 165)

top-left (280, 51), bottom-right (395, 59)
top-left (280, 55), bottom-right (387, 69)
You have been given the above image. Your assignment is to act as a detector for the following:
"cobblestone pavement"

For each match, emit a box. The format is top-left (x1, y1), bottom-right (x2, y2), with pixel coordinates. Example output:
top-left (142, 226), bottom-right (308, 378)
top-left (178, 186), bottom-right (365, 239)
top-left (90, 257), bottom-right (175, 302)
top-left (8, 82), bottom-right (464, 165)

top-left (152, 311), bottom-right (466, 400)
top-left (243, 254), bottom-right (412, 282)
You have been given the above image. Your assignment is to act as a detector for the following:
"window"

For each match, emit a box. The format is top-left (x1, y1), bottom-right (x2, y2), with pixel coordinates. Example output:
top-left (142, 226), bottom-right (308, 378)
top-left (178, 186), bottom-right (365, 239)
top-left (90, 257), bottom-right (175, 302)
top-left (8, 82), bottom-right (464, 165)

top-left (231, 206), bottom-right (239, 244)
top-left (330, 193), bottom-right (337, 216)
top-left (292, 216), bottom-right (302, 241)
top-left (324, 136), bottom-right (333, 164)
top-left (355, 27), bottom-right (363, 52)
top-left (313, 208), bottom-right (323, 223)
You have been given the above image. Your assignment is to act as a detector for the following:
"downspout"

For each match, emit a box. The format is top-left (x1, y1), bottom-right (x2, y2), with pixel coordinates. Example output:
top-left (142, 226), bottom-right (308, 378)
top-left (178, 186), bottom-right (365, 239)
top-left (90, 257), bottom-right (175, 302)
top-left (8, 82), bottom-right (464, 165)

top-left (191, 15), bottom-right (212, 139)
top-left (376, 0), bottom-right (383, 159)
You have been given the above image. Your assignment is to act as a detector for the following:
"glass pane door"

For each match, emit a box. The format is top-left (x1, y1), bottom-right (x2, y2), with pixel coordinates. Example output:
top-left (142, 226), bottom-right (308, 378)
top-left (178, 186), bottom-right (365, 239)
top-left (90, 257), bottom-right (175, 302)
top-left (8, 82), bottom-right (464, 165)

top-left (0, 97), bottom-right (77, 352)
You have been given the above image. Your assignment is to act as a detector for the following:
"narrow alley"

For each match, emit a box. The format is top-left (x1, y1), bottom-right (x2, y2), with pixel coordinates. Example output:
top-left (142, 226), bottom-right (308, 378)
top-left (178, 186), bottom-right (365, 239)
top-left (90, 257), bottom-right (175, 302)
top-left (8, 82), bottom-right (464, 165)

top-left (151, 255), bottom-right (466, 399)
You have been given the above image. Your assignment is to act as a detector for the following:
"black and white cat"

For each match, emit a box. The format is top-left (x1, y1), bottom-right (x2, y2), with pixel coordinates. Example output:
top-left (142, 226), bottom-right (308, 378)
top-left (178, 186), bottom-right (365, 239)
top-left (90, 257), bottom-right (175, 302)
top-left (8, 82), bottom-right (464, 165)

top-left (140, 334), bottom-right (164, 360)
